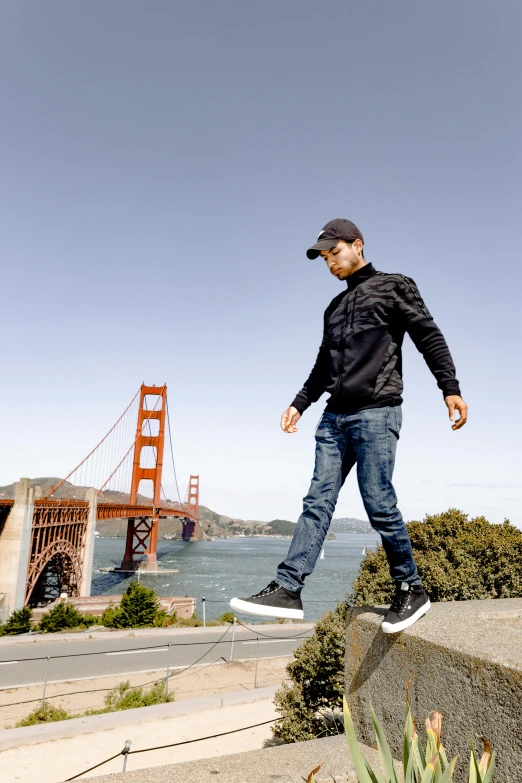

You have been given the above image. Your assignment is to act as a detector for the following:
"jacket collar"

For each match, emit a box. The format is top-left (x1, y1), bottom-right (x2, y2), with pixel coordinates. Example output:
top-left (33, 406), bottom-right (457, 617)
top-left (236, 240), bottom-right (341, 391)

top-left (346, 262), bottom-right (378, 291)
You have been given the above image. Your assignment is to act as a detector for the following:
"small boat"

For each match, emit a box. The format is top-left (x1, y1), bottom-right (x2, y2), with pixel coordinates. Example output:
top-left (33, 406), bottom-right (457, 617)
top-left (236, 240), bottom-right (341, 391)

top-left (320, 548), bottom-right (325, 559)
top-left (362, 547), bottom-right (366, 555)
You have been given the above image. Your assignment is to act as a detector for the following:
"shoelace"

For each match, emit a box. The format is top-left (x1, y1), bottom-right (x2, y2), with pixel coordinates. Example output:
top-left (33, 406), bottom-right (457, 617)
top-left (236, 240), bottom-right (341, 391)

top-left (389, 587), bottom-right (412, 616)
top-left (253, 580), bottom-right (280, 598)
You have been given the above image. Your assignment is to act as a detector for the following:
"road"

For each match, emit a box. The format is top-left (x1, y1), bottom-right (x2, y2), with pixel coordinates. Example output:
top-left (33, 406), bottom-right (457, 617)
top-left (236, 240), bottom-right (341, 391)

top-left (0, 624), bottom-right (315, 689)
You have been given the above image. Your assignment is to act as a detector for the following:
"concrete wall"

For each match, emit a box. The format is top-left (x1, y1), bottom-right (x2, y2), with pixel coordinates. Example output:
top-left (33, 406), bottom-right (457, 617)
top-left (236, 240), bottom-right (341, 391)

top-left (345, 598), bottom-right (522, 783)
top-left (79, 489), bottom-right (97, 597)
top-left (0, 479), bottom-right (34, 622)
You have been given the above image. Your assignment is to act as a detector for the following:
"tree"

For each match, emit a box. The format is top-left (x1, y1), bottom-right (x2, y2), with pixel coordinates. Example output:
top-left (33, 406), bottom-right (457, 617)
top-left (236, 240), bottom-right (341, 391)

top-left (39, 602), bottom-right (86, 633)
top-left (102, 582), bottom-right (161, 628)
top-left (1, 606), bottom-right (33, 635)
top-left (352, 508), bottom-right (522, 605)
top-left (273, 602), bottom-right (347, 742)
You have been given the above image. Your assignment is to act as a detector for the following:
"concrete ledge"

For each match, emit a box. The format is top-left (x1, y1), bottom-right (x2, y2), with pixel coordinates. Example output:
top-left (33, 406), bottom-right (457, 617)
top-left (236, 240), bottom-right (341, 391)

top-left (85, 734), bottom-right (392, 783)
top-left (0, 685), bottom-right (279, 750)
top-left (345, 598), bottom-right (522, 783)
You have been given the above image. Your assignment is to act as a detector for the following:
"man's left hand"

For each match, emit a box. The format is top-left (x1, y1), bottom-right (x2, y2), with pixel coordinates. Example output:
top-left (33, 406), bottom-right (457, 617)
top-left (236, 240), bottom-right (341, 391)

top-left (445, 395), bottom-right (468, 430)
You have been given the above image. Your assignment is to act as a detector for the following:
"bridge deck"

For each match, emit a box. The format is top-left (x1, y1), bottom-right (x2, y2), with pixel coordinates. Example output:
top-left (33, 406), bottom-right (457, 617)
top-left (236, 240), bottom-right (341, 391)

top-left (0, 498), bottom-right (196, 522)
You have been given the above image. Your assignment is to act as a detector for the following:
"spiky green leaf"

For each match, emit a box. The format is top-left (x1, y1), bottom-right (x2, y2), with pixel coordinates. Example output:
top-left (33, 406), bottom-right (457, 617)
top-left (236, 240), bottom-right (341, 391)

top-left (369, 703), bottom-right (399, 783)
top-left (343, 697), bottom-right (380, 783)
top-left (403, 704), bottom-right (414, 772)
top-left (439, 756), bottom-right (458, 783)
top-left (481, 751), bottom-right (496, 783)
top-left (420, 755), bottom-right (438, 783)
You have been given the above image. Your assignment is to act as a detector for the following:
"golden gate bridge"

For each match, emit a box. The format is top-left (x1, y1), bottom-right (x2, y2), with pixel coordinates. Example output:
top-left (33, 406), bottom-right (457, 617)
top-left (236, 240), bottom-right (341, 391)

top-left (0, 384), bottom-right (199, 616)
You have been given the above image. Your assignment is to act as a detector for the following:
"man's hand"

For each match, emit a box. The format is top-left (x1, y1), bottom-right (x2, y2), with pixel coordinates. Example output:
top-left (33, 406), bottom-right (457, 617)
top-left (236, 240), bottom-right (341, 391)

top-left (445, 395), bottom-right (468, 430)
top-left (281, 406), bottom-right (301, 434)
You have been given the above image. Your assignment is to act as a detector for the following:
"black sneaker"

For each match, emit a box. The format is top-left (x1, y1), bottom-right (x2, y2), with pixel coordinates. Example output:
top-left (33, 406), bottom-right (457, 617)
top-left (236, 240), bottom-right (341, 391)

top-left (230, 580), bottom-right (304, 620)
top-left (381, 582), bottom-right (431, 634)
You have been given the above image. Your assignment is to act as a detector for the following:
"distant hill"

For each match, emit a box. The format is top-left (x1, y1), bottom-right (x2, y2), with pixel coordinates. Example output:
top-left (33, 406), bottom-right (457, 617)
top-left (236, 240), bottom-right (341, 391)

top-left (330, 517), bottom-right (373, 534)
top-left (1, 478), bottom-right (361, 538)
top-left (266, 519), bottom-right (296, 536)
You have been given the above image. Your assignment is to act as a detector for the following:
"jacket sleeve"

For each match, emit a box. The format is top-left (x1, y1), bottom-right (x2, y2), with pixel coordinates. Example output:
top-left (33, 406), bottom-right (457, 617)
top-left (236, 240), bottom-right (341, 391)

top-left (395, 276), bottom-right (461, 398)
top-left (290, 313), bottom-right (330, 414)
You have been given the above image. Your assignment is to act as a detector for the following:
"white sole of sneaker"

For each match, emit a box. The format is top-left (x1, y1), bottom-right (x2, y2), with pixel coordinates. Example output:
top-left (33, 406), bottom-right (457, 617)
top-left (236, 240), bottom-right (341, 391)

top-left (381, 599), bottom-right (431, 634)
top-left (229, 597), bottom-right (304, 620)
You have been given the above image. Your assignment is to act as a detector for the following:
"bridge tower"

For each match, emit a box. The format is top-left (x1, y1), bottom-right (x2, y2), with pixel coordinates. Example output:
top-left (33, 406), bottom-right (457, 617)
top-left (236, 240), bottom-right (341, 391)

top-left (182, 475), bottom-right (199, 540)
top-left (121, 384), bottom-right (166, 570)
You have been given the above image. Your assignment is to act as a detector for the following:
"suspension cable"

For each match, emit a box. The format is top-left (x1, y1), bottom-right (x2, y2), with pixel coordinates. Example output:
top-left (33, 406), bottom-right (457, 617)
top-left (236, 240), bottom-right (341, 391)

top-left (165, 397), bottom-right (186, 512)
top-left (46, 389), bottom-right (141, 497)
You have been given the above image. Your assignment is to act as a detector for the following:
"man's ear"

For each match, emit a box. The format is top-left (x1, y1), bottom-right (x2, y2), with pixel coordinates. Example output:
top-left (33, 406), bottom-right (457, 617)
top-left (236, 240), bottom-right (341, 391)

top-left (353, 238), bottom-right (364, 257)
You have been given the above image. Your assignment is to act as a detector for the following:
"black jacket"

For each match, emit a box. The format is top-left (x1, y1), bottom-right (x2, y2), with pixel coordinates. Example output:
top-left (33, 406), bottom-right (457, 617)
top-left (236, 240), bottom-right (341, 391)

top-left (291, 263), bottom-right (461, 415)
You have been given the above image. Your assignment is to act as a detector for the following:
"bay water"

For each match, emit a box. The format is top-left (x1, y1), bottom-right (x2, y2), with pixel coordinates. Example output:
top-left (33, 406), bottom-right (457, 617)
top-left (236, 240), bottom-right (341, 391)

top-left (91, 532), bottom-right (380, 624)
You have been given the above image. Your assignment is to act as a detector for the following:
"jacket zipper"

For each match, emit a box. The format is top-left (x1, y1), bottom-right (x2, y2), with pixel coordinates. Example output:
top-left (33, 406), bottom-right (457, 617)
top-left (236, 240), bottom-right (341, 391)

top-left (333, 288), bottom-right (357, 399)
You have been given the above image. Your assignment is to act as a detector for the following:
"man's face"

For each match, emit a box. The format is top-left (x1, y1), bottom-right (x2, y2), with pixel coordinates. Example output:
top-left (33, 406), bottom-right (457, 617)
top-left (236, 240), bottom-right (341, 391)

top-left (320, 239), bottom-right (364, 280)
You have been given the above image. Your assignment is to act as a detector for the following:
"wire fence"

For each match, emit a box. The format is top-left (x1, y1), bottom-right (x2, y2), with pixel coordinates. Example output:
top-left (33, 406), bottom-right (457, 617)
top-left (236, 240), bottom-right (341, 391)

top-left (0, 614), bottom-right (344, 782)
top-left (64, 718), bottom-right (281, 780)
top-left (0, 619), bottom-right (316, 712)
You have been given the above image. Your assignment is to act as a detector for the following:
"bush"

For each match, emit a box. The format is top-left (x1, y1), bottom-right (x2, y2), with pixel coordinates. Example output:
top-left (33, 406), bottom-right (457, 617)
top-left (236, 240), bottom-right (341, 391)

top-left (176, 613), bottom-right (202, 627)
top-left (16, 702), bottom-right (73, 726)
top-left (273, 601), bottom-right (347, 743)
top-left (101, 582), bottom-right (162, 628)
top-left (39, 602), bottom-right (87, 633)
top-left (87, 679), bottom-right (173, 714)
top-left (1, 607), bottom-right (33, 636)
top-left (207, 611), bottom-right (235, 626)
top-left (352, 509), bottom-right (522, 606)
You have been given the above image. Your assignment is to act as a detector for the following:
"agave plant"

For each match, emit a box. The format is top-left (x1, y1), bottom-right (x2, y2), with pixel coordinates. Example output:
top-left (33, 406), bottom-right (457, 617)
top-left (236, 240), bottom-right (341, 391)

top-left (339, 685), bottom-right (496, 783)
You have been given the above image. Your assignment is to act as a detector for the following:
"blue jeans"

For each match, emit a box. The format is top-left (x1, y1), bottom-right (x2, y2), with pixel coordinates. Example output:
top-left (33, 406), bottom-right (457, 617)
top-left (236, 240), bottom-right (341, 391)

top-left (276, 405), bottom-right (421, 592)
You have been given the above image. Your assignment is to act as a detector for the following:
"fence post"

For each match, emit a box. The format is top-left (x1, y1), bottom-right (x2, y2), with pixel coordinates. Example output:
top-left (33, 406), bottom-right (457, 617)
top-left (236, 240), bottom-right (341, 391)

top-left (41, 655), bottom-right (50, 709)
top-left (229, 616), bottom-right (236, 662)
top-left (254, 636), bottom-right (259, 688)
top-left (202, 596), bottom-right (206, 628)
top-left (165, 643), bottom-right (171, 699)
top-left (123, 740), bottom-right (132, 771)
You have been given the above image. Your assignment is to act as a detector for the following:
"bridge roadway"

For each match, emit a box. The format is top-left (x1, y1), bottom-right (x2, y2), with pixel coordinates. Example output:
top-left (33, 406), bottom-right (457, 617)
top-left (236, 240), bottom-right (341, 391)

top-left (0, 625), bottom-right (315, 689)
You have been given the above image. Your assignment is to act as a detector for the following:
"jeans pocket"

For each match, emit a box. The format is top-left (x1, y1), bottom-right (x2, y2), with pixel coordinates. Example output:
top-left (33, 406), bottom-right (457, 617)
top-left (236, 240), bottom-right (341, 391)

top-left (393, 406), bottom-right (402, 438)
top-left (314, 414), bottom-right (324, 437)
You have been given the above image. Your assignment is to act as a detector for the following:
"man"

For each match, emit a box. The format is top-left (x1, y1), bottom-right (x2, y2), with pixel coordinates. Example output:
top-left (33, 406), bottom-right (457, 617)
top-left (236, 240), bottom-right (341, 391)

top-left (230, 218), bottom-right (467, 633)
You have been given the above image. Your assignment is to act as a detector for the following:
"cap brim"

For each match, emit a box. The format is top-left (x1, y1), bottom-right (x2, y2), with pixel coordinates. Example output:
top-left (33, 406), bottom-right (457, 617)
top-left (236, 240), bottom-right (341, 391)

top-left (306, 239), bottom-right (338, 259)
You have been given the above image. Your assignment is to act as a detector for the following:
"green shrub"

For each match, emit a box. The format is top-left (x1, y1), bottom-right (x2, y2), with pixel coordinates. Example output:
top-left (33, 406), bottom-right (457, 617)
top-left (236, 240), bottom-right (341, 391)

top-left (352, 509), bottom-right (522, 606)
top-left (117, 582), bottom-right (161, 627)
top-left (273, 601), bottom-right (347, 743)
top-left (100, 604), bottom-right (122, 627)
top-left (39, 602), bottom-right (86, 633)
top-left (81, 613), bottom-right (102, 626)
top-left (15, 702), bottom-right (73, 726)
top-left (207, 611), bottom-right (235, 625)
top-left (101, 583), bottom-right (161, 628)
top-left (153, 609), bottom-right (177, 627)
top-left (170, 613), bottom-right (202, 627)
top-left (1, 607), bottom-right (33, 636)
top-left (87, 679), bottom-right (173, 714)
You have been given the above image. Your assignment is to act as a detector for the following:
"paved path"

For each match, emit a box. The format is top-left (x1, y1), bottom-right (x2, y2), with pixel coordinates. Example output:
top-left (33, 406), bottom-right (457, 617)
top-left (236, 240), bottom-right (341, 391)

top-left (0, 625), bottom-right (314, 688)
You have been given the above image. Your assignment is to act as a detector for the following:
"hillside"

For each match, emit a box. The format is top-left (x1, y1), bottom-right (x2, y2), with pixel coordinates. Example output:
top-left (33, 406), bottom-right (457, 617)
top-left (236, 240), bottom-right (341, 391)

top-left (1, 478), bottom-right (363, 539)
top-left (330, 517), bottom-right (373, 534)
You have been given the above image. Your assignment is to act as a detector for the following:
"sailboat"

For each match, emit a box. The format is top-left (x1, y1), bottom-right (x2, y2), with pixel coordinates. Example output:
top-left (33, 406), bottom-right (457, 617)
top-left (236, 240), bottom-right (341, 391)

top-left (320, 548), bottom-right (325, 559)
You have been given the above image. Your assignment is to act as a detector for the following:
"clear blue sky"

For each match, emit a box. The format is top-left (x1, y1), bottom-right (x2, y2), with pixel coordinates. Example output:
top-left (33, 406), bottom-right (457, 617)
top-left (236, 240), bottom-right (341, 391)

top-left (2, 1), bottom-right (521, 526)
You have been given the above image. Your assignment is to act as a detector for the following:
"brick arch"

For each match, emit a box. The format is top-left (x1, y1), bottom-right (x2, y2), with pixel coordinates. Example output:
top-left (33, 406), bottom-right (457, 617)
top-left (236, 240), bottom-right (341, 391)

top-left (25, 540), bottom-right (83, 605)
top-left (25, 501), bottom-right (89, 606)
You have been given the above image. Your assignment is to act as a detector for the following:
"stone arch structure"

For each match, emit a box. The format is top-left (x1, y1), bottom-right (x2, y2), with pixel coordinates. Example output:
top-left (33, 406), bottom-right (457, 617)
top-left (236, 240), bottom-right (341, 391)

top-left (25, 501), bottom-right (90, 606)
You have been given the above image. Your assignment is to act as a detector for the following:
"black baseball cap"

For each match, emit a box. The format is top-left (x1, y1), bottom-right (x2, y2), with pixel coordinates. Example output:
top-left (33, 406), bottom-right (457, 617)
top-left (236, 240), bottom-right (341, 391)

top-left (306, 218), bottom-right (364, 259)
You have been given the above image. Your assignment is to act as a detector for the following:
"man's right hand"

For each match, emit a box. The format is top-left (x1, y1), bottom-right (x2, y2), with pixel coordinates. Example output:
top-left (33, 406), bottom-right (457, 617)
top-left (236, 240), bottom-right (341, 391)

top-left (280, 406), bottom-right (301, 434)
